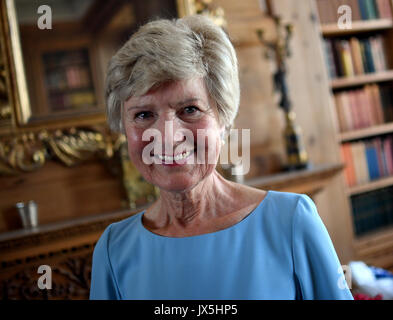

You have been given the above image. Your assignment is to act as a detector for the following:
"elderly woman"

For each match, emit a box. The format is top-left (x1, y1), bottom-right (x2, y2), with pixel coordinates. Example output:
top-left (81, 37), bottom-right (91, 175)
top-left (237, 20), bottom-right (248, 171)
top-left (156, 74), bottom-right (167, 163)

top-left (90, 15), bottom-right (353, 300)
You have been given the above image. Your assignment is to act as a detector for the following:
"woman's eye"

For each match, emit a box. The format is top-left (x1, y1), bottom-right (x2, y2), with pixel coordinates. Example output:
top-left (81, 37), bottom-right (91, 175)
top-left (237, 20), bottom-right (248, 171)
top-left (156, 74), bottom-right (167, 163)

top-left (183, 106), bottom-right (200, 115)
top-left (134, 111), bottom-right (153, 120)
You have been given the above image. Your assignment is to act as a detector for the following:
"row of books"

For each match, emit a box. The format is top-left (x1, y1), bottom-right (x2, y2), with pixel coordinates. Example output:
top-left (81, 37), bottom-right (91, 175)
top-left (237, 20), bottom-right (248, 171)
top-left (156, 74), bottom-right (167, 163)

top-left (335, 83), bottom-right (393, 132)
top-left (316, 0), bottom-right (393, 24)
top-left (49, 91), bottom-right (96, 111)
top-left (351, 186), bottom-right (393, 235)
top-left (45, 66), bottom-right (92, 91)
top-left (341, 135), bottom-right (393, 187)
top-left (43, 49), bottom-right (89, 69)
top-left (323, 36), bottom-right (388, 78)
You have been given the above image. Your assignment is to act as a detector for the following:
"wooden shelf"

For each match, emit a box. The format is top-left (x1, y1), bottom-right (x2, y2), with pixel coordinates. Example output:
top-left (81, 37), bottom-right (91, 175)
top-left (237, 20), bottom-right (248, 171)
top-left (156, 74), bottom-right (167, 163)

top-left (330, 70), bottom-right (393, 89)
top-left (340, 122), bottom-right (393, 142)
top-left (321, 19), bottom-right (393, 36)
top-left (353, 225), bottom-right (393, 272)
top-left (354, 225), bottom-right (393, 253)
top-left (245, 163), bottom-right (344, 197)
top-left (347, 175), bottom-right (393, 196)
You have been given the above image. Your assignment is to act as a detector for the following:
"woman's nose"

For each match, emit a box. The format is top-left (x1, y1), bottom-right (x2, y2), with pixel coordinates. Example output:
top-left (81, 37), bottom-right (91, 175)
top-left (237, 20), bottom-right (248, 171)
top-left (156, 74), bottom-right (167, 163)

top-left (155, 116), bottom-right (186, 150)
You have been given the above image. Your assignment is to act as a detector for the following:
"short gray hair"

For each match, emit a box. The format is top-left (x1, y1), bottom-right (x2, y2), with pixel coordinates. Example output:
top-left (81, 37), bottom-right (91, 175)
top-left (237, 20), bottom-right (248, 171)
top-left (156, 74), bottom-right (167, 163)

top-left (105, 14), bottom-right (240, 132)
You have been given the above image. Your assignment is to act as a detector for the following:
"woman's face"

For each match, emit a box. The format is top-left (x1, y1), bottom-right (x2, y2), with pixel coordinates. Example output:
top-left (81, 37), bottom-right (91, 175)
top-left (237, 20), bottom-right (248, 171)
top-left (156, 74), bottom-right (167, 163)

top-left (123, 78), bottom-right (224, 192)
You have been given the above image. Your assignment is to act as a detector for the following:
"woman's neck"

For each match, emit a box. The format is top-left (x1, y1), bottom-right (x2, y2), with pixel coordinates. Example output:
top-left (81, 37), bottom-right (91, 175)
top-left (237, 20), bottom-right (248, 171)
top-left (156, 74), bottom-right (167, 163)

top-left (144, 170), bottom-right (234, 230)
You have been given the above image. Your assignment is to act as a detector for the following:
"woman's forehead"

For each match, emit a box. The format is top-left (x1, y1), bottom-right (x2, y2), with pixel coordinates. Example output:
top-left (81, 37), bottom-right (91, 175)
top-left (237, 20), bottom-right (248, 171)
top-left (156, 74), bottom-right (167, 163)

top-left (125, 78), bottom-right (209, 108)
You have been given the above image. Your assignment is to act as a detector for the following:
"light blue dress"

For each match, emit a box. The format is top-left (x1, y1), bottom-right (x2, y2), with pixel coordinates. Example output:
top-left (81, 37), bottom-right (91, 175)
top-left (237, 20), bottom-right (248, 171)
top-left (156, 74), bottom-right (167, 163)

top-left (89, 190), bottom-right (353, 300)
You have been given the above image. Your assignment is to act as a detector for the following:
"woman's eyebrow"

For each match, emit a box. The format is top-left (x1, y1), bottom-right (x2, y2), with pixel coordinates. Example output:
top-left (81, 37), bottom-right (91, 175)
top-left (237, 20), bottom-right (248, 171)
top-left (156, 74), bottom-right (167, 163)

top-left (173, 98), bottom-right (205, 107)
top-left (127, 98), bottom-right (206, 111)
top-left (127, 104), bottom-right (154, 112)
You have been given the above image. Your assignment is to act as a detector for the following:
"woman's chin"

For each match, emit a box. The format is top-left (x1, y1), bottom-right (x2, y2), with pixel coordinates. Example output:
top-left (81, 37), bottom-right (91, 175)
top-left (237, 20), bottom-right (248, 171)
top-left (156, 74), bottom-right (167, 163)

top-left (140, 162), bottom-right (216, 193)
top-left (154, 175), bottom-right (197, 193)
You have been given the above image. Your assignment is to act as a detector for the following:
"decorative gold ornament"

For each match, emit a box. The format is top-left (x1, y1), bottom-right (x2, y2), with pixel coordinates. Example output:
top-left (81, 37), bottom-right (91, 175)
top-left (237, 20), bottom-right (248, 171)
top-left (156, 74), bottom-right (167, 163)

top-left (257, 16), bottom-right (309, 171)
top-left (194, 0), bottom-right (227, 28)
top-left (0, 41), bottom-right (11, 123)
top-left (177, 0), bottom-right (227, 27)
top-left (119, 140), bottom-right (159, 209)
top-left (0, 128), bottom-right (123, 174)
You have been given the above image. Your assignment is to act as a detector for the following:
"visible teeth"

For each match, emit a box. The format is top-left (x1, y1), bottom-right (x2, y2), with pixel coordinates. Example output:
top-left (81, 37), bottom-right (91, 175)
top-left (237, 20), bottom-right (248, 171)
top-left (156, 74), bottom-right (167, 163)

top-left (157, 150), bottom-right (192, 162)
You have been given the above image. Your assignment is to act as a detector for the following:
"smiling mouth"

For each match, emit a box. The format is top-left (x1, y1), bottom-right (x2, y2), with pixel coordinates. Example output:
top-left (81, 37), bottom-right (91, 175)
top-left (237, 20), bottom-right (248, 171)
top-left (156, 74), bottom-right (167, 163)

top-left (155, 149), bottom-right (194, 162)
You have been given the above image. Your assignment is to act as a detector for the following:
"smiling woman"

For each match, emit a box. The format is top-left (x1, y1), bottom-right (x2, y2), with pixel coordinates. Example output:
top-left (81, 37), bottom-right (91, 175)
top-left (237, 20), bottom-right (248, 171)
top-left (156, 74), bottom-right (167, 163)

top-left (89, 14), bottom-right (353, 300)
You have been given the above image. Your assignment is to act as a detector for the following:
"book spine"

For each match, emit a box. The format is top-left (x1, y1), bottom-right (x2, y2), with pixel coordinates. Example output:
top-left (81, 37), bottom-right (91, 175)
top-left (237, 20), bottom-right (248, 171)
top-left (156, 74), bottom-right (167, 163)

top-left (349, 37), bottom-right (365, 75)
top-left (359, 39), bottom-right (369, 73)
top-left (348, 0), bottom-right (362, 20)
top-left (383, 0), bottom-right (393, 18)
top-left (335, 93), bottom-right (348, 131)
top-left (323, 39), bottom-right (338, 78)
top-left (349, 90), bottom-right (361, 129)
top-left (370, 37), bottom-right (382, 72)
top-left (380, 136), bottom-right (390, 177)
top-left (383, 137), bottom-right (392, 175)
top-left (358, 0), bottom-right (370, 19)
top-left (333, 40), bottom-right (345, 77)
top-left (374, 138), bottom-right (386, 176)
top-left (376, 35), bottom-right (388, 71)
top-left (358, 87), bottom-right (371, 127)
top-left (341, 40), bottom-right (355, 76)
top-left (363, 38), bottom-right (376, 73)
top-left (365, 141), bottom-right (380, 179)
top-left (370, 84), bottom-right (385, 124)
top-left (341, 91), bottom-right (355, 130)
top-left (343, 142), bottom-right (357, 186)
top-left (366, 0), bottom-right (379, 18)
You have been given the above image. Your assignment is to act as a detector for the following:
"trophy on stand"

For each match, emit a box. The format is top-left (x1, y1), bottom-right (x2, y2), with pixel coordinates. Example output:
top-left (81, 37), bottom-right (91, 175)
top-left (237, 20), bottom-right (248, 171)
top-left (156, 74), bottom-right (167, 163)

top-left (257, 16), bottom-right (309, 171)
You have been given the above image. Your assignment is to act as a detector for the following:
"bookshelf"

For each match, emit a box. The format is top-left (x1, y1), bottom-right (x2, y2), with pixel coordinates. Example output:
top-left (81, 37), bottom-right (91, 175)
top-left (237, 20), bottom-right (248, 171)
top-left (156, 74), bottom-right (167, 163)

top-left (321, 18), bottom-right (393, 36)
top-left (340, 121), bottom-right (393, 141)
top-left (330, 69), bottom-right (393, 88)
top-left (316, 0), bottom-right (393, 269)
top-left (19, 32), bottom-right (103, 123)
top-left (347, 174), bottom-right (393, 195)
top-left (42, 49), bottom-right (96, 112)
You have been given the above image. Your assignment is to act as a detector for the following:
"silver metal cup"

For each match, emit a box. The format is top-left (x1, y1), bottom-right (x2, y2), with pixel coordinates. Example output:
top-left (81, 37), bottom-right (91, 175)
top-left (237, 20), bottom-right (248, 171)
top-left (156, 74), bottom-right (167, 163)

top-left (16, 201), bottom-right (38, 229)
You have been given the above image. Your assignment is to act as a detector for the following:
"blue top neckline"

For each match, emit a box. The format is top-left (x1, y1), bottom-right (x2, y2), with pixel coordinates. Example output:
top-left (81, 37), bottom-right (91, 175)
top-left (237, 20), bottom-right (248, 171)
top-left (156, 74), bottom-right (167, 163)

top-left (137, 190), bottom-right (271, 240)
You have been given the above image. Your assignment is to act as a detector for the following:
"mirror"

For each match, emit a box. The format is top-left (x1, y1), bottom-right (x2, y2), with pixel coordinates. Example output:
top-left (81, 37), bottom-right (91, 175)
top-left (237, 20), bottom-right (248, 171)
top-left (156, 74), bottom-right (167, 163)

top-left (4, 0), bottom-right (181, 126)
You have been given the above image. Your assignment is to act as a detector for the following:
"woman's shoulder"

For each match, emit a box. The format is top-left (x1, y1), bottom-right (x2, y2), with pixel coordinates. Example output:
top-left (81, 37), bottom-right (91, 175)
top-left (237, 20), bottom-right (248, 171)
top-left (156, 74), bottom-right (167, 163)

top-left (256, 190), bottom-right (319, 230)
top-left (266, 190), bottom-right (315, 210)
top-left (95, 211), bottom-right (144, 250)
